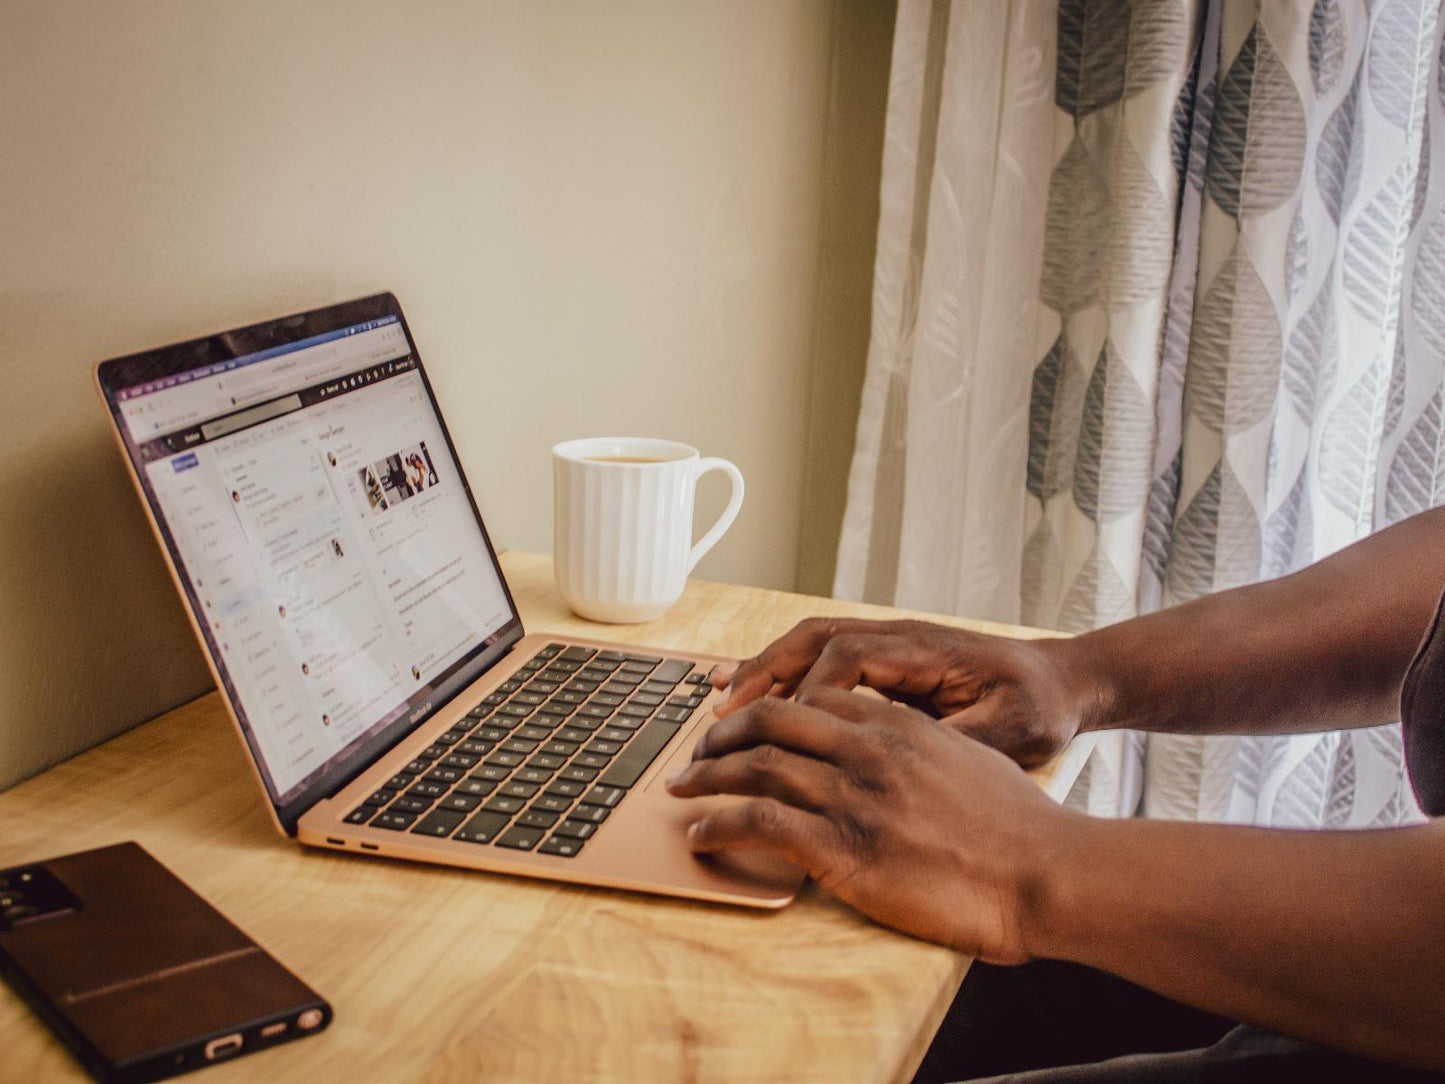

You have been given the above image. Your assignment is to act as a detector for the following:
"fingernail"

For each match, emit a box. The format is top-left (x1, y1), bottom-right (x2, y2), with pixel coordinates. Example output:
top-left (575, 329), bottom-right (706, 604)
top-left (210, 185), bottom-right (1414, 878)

top-left (686, 821), bottom-right (700, 840)
top-left (711, 663), bottom-right (738, 686)
top-left (665, 768), bottom-right (687, 786)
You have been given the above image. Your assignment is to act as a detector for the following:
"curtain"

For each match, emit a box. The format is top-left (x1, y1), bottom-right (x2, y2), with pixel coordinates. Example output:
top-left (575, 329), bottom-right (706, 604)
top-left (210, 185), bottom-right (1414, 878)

top-left (837, 0), bottom-right (1445, 827)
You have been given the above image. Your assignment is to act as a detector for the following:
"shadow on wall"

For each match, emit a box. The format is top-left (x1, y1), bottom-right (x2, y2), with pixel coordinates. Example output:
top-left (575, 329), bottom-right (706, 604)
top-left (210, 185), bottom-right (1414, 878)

top-left (0, 282), bottom-right (336, 791)
top-left (0, 414), bottom-right (211, 789)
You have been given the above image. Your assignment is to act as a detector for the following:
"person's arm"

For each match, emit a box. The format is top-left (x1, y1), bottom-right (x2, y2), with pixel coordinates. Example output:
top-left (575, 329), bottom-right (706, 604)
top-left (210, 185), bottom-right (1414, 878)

top-left (1061, 503), bottom-right (1445, 737)
top-left (713, 507), bottom-right (1445, 760)
top-left (666, 690), bottom-right (1445, 1071)
top-left (1037, 813), bottom-right (1445, 1071)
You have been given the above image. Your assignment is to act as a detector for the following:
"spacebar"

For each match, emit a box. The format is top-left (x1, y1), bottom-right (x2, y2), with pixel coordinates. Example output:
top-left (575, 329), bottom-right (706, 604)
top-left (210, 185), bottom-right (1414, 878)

top-left (599, 720), bottom-right (683, 788)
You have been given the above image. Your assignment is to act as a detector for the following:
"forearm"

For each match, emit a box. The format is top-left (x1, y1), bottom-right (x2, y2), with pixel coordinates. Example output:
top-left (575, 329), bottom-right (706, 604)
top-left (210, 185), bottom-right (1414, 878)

top-left (1056, 508), bottom-right (1445, 736)
top-left (1028, 814), bottom-right (1445, 1070)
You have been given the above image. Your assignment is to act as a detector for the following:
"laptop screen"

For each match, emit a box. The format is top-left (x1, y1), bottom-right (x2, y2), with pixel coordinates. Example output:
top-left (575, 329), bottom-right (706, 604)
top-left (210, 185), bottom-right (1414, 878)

top-left (99, 298), bottom-right (519, 817)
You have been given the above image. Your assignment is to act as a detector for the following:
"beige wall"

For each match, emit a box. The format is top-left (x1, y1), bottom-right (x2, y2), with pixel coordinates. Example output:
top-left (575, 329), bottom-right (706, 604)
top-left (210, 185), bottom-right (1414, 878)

top-left (796, 0), bottom-right (895, 597)
top-left (0, 0), bottom-right (891, 789)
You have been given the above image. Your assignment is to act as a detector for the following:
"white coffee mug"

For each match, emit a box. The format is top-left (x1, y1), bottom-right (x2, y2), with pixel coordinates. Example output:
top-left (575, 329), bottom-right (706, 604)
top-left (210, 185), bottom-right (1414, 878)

top-left (552, 437), bottom-right (745, 623)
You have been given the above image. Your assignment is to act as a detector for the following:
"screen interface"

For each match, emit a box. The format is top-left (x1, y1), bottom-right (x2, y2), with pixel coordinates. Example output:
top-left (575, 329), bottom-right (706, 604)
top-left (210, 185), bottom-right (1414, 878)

top-left (112, 315), bottom-right (513, 805)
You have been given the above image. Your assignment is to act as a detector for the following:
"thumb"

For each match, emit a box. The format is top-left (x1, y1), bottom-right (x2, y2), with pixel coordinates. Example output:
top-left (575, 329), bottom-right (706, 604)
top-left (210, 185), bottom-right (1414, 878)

top-left (946, 701), bottom-right (1065, 768)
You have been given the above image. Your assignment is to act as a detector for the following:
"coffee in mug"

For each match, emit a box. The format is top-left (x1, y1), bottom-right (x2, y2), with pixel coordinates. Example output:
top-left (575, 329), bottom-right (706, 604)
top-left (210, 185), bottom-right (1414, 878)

top-left (552, 437), bottom-right (745, 623)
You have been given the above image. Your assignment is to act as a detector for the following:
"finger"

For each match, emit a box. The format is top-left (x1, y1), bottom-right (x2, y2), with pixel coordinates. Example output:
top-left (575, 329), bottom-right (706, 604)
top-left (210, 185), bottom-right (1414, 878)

top-left (714, 656), bottom-right (809, 718)
top-left (794, 684), bottom-right (905, 724)
top-left (709, 661), bottom-right (740, 688)
top-left (794, 687), bottom-right (938, 781)
top-left (793, 633), bottom-right (952, 705)
top-left (692, 696), bottom-right (851, 765)
top-left (685, 797), bottom-right (845, 883)
top-left (802, 681), bottom-right (937, 717)
top-left (768, 679), bottom-right (799, 700)
top-left (666, 743), bottom-right (839, 811)
top-left (714, 618), bottom-right (912, 718)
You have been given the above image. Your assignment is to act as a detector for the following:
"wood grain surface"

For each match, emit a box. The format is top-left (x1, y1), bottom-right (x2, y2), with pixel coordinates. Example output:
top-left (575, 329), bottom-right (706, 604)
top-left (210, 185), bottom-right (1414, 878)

top-left (0, 552), bottom-right (1091, 1083)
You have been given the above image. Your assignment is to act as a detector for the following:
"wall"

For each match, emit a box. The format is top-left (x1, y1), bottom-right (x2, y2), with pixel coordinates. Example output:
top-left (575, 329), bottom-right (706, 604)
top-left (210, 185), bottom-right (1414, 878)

top-left (0, 0), bottom-right (891, 789)
top-left (796, 0), bottom-right (896, 597)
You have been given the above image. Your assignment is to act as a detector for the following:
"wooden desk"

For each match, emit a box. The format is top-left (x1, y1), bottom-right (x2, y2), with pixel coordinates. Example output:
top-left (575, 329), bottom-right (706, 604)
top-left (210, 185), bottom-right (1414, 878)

top-left (0, 552), bottom-right (1092, 1083)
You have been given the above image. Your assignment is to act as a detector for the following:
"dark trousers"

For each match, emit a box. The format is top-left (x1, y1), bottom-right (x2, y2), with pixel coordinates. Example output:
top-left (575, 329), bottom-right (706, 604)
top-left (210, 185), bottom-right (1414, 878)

top-left (912, 959), bottom-right (1444, 1083)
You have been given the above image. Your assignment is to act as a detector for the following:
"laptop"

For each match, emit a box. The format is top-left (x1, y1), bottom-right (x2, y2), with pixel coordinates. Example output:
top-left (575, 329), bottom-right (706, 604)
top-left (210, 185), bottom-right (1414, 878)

top-left (95, 292), bottom-right (803, 908)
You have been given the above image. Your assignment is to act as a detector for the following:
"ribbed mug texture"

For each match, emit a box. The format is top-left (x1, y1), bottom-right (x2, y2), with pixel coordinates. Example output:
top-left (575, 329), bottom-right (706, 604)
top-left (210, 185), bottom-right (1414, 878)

top-left (552, 438), bottom-right (743, 624)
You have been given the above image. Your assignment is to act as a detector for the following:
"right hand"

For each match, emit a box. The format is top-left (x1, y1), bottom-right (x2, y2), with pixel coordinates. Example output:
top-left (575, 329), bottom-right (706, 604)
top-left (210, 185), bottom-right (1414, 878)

top-left (668, 687), bottom-right (1074, 963)
top-left (710, 618), bottom-right (1095, 767)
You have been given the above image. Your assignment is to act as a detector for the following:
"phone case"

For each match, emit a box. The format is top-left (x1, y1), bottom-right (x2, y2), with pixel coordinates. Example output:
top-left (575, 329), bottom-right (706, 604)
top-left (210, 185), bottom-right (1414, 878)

top-left (0, 842), bottom-right (331, 1083)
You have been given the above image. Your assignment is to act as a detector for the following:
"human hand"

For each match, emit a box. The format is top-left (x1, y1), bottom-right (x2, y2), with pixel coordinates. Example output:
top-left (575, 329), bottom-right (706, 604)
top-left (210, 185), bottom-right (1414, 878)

top-left (710, 619), bottom-right (1092, 766)
top-left (666, 688), bottom-right (1074, 963)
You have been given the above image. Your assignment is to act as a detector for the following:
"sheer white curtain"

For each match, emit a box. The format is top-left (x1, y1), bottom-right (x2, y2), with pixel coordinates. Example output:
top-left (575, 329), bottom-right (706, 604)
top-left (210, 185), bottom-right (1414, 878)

top-left (838, 0), bottom-right (1445, 826)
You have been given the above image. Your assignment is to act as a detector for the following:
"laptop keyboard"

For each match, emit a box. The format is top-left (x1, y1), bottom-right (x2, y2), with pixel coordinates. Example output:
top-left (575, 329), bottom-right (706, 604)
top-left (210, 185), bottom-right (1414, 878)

top-left (342, 644), bottom-right (711, 858)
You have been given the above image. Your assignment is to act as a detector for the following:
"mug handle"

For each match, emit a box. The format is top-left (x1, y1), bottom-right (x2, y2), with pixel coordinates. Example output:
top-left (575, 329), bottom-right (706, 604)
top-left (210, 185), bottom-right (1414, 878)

top-left (688, 458), bottom-right (745, 574)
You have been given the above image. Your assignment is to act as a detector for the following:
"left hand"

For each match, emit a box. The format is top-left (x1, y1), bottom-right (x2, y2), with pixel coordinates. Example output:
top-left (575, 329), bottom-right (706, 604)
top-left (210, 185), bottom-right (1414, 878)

top-left (665, 687), bottom-right (1072, 963)
top-left (707, 618), bottom-right (1092, 767)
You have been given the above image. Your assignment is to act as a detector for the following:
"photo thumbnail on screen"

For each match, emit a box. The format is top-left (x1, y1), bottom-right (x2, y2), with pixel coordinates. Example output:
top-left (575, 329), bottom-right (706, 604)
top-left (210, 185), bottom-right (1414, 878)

top-left (359, 442), bottom-right (440, 514)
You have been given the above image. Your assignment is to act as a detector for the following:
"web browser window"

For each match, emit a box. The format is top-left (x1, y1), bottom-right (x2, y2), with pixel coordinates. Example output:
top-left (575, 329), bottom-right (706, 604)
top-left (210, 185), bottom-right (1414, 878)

top-left (119, 317), bottom-right (512, 802)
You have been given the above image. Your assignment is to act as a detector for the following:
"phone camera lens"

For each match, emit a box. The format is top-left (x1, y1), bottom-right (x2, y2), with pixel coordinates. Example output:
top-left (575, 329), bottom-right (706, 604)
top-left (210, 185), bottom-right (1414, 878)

top-left (2, 904), bottom-right (38, 921)
top-left (0, 892), bottom-right (21, 908)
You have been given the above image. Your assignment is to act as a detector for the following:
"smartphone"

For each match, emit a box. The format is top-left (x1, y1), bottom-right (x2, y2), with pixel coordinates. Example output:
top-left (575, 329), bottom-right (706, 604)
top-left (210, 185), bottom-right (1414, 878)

top-left (0, 841), bottom-right (331, 1082)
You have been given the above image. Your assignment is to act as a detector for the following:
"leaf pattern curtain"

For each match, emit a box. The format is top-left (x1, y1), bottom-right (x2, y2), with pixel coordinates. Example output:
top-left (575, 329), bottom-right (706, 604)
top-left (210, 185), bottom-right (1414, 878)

top-left (837, 0), bottom-right (1445, 827)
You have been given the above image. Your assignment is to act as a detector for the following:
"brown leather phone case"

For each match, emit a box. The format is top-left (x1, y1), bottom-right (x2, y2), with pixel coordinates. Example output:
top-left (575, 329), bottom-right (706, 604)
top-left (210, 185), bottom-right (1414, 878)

top-left (0, 842), bottom-right (330, 1082)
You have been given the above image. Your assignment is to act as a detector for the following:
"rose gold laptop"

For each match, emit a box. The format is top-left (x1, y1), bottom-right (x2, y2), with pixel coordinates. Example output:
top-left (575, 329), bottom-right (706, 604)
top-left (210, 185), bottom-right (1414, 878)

top-left (95, 293), bottom-right (803, 908)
